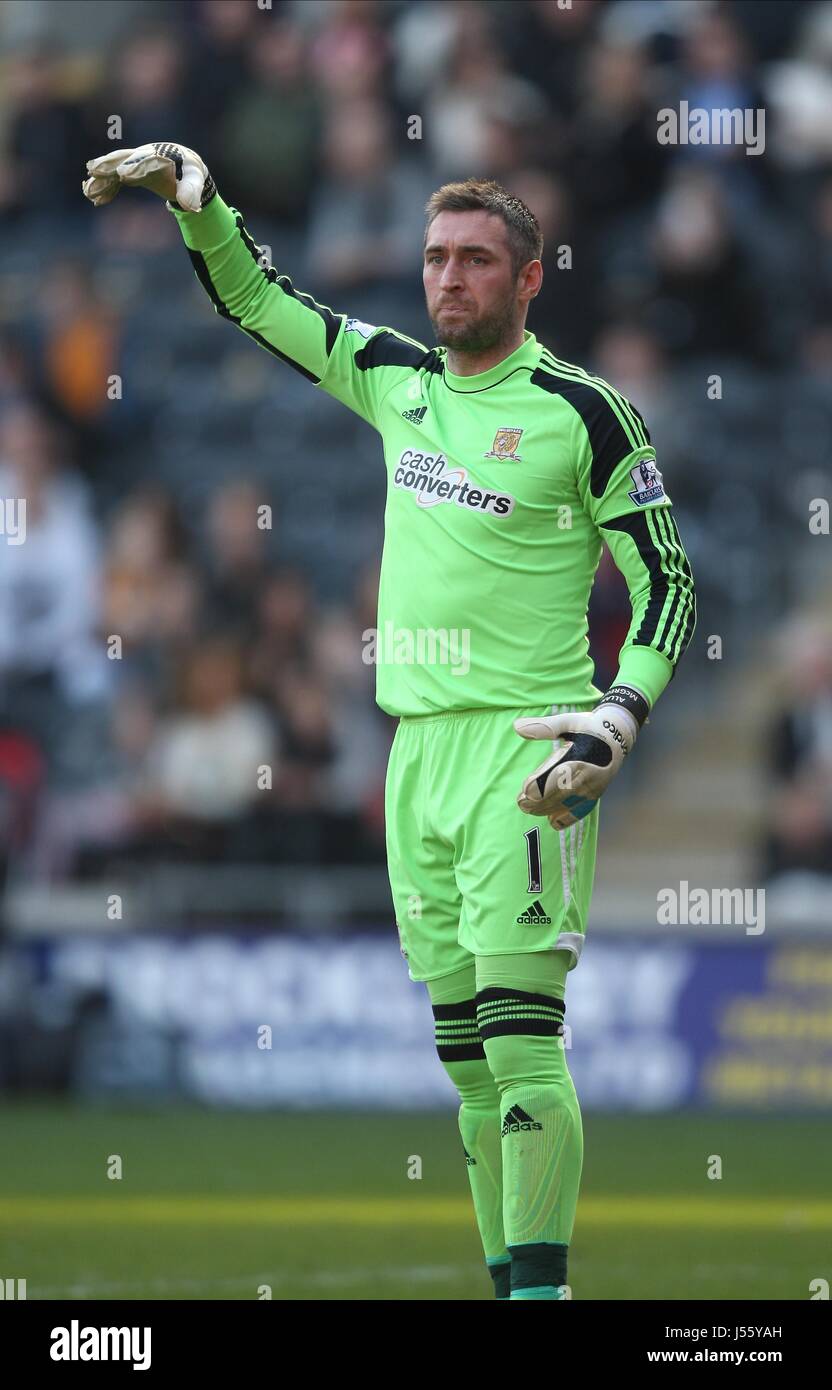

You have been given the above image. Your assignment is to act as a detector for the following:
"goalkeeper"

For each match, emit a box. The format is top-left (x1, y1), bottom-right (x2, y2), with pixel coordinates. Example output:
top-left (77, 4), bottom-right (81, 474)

top-left (83, 144), bottom-right (696, 1301)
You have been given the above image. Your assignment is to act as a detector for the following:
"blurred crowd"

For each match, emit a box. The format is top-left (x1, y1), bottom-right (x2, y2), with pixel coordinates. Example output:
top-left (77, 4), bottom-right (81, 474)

top-left (0, 397), bottom-right (392, 883)
top-left (1, 0), bottom-right (831, 890)
top-left (762, 618), bottom-right (832, 891)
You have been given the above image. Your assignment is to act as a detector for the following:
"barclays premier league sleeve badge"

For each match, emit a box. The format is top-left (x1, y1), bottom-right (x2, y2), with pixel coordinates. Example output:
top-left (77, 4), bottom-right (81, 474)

top-left (627, 456), bottom-right (666, 505)
top-left (344, 317), bottom-right (376, 339)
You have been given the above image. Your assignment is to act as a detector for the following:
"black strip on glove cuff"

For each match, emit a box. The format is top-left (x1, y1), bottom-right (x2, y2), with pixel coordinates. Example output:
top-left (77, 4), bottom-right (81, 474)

top-left (598, 685), bottom-right (650, 729)
top-left (170, 170), bottom-right (217, 212)
top-left (154, 141), bottom-right (217, 211)
top-left (198, 170), bottom-right (217, 207)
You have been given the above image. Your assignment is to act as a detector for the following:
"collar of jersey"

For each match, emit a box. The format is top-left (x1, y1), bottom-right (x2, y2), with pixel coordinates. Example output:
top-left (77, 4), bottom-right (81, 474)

top-left (440, 330), bottom-right (539, 392)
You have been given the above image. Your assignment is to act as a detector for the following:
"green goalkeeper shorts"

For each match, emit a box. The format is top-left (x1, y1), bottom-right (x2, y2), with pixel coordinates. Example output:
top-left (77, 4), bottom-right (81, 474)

top-left (385, 702), bottom-right (600, 983)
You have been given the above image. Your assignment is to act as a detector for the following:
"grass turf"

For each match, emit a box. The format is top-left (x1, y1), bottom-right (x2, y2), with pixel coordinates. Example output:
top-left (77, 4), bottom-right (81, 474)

top-left (0, 1103), bottom-right (829, 1300)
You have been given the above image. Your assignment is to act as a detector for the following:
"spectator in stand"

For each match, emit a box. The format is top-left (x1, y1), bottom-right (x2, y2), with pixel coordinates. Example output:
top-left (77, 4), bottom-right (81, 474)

top-left (102, 487), bottom-right (199, 696)
top-left (249, 568), bottom-right (316, 695)
top-left (30, 258), bottom-right (122, 475)
top-left (800, 175), bottom-right (832, 378)
top-left (762, 620), bottom-right (832, 884)
top-left (421, 3), bottom-right (547, 182)
top-left (0, 41), bottom-right (88, 223)
top-left (567, 39), bottom-right (666, 230)
top-left (647, 168), bottom-right (767, 361)
top-left (307, 0), bottom-right (391, 105)
top-left (215, 17), bottom-right (322, 226)
top-left (311, 562), bottom-right (394, 860)
top-left (676, 8), bottom-right (768, 183)
top-left (508, 168), bottom-right (598, 359)
top-left (183, 0), bottom-right (259, 153)
top-left (200, 479), bottom-right (275, 644)
top-left (0, 402), bottom-right (109, 750)
top-left (0, 333), bottom-right (31, 415)
top-left (88, 26), bottom-right (192, 152)
top-left (590, 322), bottom-right (680, 483)
top-left (304, 97), bottom-right (432, 319)
top-left (132, 636), bottom-right (276, 859)
top-left (493, 0), bottom-right (602, 127)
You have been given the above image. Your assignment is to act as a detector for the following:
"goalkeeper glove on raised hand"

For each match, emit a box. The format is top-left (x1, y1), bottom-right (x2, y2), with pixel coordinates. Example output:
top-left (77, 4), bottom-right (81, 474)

top-left (82, 141), bottom-right (216, 213)
top-left (514, 685), bottom-right (649, 831)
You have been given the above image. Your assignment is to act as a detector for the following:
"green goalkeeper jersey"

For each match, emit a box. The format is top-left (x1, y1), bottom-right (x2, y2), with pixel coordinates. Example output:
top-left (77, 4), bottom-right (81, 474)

top-left (172, 195), bottom-right (695, 717)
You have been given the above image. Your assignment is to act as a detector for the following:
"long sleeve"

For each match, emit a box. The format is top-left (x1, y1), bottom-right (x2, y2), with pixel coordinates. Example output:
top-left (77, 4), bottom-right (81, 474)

top-left (571, 382), bottom-right (696, 707)
top-left (169, 193), bottom-right (432, 430)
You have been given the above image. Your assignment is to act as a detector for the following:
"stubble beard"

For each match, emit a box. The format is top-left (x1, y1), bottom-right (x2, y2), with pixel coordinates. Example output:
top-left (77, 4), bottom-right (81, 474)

top-left (429, 289), bottom-right (520, 355)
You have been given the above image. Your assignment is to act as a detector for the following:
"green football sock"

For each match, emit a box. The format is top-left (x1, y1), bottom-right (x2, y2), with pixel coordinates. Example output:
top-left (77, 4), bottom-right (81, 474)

top-left (429, 964), bottom-right (510, 1296)
top-left (454, 1059), bottom-right (509, 1272)
top-left (476, 950), bottom-right (582, 1301)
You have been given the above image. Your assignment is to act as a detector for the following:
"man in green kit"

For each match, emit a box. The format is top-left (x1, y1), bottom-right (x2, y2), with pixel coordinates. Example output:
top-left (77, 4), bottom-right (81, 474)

top-left (83, 143), bottom-right (696, 1300)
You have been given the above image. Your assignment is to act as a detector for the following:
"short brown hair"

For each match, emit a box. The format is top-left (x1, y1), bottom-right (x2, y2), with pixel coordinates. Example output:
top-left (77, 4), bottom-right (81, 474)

top-left (424, 178), bottom-right (543, 279)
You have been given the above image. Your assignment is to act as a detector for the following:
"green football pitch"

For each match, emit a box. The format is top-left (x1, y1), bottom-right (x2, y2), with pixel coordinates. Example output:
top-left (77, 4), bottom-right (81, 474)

top-left (1, 1104), bottom-right (829, 1300)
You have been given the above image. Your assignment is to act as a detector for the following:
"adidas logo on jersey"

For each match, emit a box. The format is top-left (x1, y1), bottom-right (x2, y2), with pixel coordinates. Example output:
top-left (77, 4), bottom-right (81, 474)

top-left (501, 1105), bottom-right (543, 1137)
top-left (463, 1146), bottom-right (477, 1167)
top-left (402, 406), bottom-right (427, 424)
top-left (516, 899), bottom-right (551, 925)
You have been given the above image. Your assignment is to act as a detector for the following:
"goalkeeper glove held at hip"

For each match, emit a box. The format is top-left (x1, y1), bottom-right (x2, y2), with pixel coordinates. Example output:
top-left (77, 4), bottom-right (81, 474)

top-left (514, 685), bottom-right (649, 830)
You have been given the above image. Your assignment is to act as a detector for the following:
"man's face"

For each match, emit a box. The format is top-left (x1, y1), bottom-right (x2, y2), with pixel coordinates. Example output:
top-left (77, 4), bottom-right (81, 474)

top-left (423, 209), bottom-right (537, 353)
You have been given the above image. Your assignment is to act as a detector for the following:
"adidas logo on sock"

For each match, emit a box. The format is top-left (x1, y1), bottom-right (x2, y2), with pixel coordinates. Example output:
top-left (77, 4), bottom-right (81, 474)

top-left (501, 1105), bottom-right (543, 1138)
top-left (402, 406), bottom-right (427, 424)
top-left (462, 1145), bottom-right (477, 1167)
top-left (516, 899), bottom-right (551, 925)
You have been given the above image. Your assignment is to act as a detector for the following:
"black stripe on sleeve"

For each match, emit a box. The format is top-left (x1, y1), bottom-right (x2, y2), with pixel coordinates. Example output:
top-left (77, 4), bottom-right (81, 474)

top-left (602, 508), bottom-right (695, 667)
top-left (602, 509), bottom-right (672, 653)
top-left (531, 368), bottom-right (639, 498)
top-left (192, 211), bottom-right (439, 387)
top-left (664, 512), bottom-right (697, 663)
top-left (235, 211), bottom-right (439, 377)
top-left (653, 508), bottom-right (685, 657)
top-left (234, 215), bottom-right (343, 357)
top-left (186, 246), bottom-right (321, 383)
top-left (354, 334), bottom-right (440, 375)
top-left (652, 508), bottom-right (696, 665)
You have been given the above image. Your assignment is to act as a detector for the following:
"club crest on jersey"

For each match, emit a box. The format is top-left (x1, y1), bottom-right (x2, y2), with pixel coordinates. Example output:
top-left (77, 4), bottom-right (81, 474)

top-left (627, 457), bottom-right (666, 506)
top-left (484, 427), bottom-right (523, 462)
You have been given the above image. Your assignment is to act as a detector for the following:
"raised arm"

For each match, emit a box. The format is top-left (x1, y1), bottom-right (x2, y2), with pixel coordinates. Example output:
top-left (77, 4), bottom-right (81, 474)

top-left (83, 141), bottom-right (432, 431)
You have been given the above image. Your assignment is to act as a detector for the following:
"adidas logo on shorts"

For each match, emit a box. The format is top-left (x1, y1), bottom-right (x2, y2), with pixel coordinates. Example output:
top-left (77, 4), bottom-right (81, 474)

top-left (516, 899), bottom-right (551, 925)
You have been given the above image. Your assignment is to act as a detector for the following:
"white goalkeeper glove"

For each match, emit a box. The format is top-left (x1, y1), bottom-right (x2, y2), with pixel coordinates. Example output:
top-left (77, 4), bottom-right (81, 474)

top-left (514, 685), bottom-right (649, 830)
top-left (82, 141), bottom-right (216, 213)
